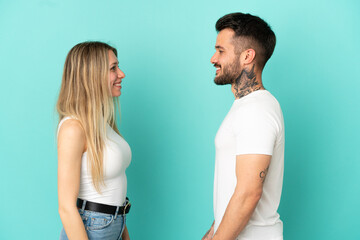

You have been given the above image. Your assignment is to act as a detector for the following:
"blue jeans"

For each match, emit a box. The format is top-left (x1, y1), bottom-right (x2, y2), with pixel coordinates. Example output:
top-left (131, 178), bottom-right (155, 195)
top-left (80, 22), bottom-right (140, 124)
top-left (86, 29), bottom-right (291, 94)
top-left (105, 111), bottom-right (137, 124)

top-left (60, 205), bottom-right (126, 240)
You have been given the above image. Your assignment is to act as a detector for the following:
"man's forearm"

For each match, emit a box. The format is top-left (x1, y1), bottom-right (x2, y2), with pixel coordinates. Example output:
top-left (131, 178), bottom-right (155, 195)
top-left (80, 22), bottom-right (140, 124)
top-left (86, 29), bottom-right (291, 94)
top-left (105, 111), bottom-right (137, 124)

top-left (212, 191), bottom-right (261, 240)
top-left (122, 225), bottom-right (130, 240)
top-left (202, 221), bottom-right (215, 240)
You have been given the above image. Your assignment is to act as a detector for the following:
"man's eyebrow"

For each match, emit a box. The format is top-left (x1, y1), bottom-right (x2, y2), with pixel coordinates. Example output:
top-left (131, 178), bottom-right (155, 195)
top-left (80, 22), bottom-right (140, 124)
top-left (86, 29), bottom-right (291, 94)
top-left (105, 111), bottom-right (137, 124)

top-left (215, 45), bottom-right (225, 50)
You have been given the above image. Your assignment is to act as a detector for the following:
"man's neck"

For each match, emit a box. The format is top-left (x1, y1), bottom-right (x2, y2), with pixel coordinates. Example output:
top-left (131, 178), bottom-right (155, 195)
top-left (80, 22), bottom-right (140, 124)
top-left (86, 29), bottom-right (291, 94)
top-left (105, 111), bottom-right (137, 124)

top-left (231, 64), bottom-right (264, 99)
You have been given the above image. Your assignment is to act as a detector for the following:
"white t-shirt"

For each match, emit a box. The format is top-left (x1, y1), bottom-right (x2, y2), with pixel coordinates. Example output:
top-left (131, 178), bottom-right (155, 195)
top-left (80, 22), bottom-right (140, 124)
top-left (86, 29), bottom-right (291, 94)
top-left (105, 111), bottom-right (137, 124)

top-left (58, 117), bottom-right (132, 206)
top-left (213, 90), bottom-right (285, 240)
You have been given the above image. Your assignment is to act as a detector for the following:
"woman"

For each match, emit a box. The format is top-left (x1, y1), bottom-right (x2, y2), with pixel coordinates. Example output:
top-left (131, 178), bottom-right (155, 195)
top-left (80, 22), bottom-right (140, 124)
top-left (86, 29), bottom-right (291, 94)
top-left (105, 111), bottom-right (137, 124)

top-left (57, 41), bottom-right (131, 240)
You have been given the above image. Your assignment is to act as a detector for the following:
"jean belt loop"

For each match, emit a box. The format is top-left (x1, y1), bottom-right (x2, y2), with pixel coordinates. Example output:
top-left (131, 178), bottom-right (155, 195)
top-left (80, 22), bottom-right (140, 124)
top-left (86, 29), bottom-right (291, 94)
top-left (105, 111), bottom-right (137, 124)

top-left (114, 206), bottom-right (120, 220)
top-left (81, 200), bottom-right (87, 212)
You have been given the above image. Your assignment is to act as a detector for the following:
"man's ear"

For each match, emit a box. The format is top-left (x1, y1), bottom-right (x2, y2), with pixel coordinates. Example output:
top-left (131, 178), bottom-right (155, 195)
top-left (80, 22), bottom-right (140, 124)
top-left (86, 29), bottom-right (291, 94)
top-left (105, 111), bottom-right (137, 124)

top-left (241, 49), bottom-right (256, 65)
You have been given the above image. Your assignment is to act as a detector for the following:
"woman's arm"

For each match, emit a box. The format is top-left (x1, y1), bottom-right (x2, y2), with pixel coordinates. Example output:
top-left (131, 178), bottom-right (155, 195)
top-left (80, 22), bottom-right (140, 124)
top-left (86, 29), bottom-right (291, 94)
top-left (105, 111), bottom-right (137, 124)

top-left (122, 225), bottom-right (130, 240)
top-left (58, 119), bottom-right (88, 240)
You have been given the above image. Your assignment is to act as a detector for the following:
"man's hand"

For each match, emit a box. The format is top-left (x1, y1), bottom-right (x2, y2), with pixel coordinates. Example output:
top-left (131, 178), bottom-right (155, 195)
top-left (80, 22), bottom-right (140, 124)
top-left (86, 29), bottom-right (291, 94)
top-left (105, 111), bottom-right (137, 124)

top-left (202, 221), bottom-right (214, 240)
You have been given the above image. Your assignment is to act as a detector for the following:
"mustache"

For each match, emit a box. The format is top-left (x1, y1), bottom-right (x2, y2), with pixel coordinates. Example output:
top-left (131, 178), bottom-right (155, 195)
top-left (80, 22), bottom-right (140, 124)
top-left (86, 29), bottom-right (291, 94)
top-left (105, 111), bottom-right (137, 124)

top-left (214, 64), bottom-right (221, 68)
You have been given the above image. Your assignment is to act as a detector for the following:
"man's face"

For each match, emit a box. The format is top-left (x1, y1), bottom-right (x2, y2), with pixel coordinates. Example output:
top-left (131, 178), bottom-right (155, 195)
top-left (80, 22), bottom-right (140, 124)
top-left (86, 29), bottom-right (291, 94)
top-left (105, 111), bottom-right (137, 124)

top-left (210, 29), bottom-right (241, 85)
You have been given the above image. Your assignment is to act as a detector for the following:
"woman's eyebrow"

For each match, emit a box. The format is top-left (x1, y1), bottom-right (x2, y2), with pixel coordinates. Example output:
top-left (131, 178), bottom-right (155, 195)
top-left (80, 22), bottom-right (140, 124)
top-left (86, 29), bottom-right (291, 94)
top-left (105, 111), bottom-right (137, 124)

top-left (110, 61), bottom-right (119, 66)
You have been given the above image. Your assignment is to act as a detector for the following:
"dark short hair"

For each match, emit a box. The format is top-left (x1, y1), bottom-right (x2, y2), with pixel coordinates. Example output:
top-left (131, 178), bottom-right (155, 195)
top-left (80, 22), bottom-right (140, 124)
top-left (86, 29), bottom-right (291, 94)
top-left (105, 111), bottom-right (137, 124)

top-left (216, 12), bottom-right (276, 69)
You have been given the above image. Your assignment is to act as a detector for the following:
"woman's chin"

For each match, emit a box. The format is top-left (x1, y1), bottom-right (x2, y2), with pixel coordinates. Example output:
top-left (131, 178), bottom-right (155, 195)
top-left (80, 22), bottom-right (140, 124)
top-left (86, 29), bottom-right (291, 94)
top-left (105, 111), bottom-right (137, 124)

top-left (112, 90), bottom-right (121, 97)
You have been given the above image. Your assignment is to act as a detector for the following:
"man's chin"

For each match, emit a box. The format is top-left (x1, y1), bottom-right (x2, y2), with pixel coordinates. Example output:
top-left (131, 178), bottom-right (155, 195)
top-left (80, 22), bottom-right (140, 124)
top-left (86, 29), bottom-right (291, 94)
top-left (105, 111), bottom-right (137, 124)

top-left (214, 77), bottom-right (232, 85)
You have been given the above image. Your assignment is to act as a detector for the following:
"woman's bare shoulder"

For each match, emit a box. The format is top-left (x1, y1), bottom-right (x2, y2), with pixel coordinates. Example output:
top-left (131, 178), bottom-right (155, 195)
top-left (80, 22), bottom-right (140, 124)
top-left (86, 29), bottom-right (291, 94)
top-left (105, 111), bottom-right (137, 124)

top-left (58, 118), bottom-right (85, 145)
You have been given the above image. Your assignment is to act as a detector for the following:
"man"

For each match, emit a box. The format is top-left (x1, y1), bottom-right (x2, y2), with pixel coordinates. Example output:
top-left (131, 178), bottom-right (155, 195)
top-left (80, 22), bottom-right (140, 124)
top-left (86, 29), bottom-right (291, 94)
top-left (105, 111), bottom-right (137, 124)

top-left (202, 13), bottom-right (285, 240)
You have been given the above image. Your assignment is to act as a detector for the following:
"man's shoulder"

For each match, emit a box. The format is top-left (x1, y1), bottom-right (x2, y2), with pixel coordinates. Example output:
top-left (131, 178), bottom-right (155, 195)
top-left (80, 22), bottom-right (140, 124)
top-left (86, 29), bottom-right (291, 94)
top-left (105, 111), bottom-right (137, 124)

top-left (248, 90), bottom-right (280, 107)
top-left (233, 91), bottom-right (279, 112)
top-left (230, 91), bottom-right (283, 128)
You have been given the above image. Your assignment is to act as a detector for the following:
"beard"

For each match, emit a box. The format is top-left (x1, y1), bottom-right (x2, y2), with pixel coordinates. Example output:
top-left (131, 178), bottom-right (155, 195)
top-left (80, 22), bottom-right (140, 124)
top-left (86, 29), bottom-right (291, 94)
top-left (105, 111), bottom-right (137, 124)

top-left (214, 56), bottom-right (241, 85)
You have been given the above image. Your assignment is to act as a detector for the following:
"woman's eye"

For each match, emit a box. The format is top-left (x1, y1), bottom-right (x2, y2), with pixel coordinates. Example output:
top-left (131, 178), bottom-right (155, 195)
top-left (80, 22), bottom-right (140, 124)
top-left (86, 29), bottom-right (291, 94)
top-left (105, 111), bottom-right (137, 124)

top-left (111, 66), bottom-right (116, 71)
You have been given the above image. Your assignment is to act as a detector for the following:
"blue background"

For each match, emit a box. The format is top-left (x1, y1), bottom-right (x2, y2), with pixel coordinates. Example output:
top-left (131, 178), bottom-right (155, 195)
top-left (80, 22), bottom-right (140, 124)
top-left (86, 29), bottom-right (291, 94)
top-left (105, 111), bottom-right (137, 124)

top-left (0, 0), bottom-right (359, 239)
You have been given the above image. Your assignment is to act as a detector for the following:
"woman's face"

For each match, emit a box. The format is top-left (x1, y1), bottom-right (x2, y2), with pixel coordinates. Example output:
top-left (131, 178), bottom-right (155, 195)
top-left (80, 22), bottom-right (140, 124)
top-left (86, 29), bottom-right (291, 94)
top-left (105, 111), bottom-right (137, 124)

top-left (108, 50), bottom-right (125, 97)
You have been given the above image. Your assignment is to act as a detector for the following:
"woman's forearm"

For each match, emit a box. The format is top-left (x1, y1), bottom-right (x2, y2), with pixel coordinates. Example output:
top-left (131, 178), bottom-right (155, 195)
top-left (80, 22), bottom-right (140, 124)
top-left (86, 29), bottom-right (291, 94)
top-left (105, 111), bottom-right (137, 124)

top-left (59, 207), bottom-right (88, 240)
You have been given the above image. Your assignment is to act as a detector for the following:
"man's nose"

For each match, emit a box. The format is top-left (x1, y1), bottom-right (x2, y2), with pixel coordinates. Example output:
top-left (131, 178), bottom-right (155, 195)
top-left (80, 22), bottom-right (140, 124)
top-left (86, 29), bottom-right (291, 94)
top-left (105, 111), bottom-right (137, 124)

top-left (210, 53), bottom-right (218, 64)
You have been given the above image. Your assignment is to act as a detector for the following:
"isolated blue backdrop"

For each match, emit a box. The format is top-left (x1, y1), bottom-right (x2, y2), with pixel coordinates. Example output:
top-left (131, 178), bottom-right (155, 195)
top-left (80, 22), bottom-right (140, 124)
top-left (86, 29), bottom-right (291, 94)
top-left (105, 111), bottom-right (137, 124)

top-left (0, 0), bottom-right (359, 239)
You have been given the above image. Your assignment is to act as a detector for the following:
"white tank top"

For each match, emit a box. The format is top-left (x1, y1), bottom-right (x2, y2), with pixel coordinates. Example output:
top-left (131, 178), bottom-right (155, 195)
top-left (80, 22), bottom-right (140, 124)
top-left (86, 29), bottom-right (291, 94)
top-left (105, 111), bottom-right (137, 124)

top-left (58, 117), bottom-right (131, 206)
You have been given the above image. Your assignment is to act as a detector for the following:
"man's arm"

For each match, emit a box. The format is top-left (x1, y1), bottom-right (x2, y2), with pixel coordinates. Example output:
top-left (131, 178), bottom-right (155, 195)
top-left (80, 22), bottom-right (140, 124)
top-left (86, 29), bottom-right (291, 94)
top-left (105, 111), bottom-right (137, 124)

top-left (121, 225), bottom-right (130, 240)
top-left (212, 154), bottom-right (271, 240)
top-left (202, 221), bottom-right (214, 240)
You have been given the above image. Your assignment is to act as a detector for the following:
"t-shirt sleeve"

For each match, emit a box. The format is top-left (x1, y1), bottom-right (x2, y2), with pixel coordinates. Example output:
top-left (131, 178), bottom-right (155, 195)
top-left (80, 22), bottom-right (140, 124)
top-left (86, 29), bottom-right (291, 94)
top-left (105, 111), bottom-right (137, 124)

top-left (233, 105), bottom-right (278, 156)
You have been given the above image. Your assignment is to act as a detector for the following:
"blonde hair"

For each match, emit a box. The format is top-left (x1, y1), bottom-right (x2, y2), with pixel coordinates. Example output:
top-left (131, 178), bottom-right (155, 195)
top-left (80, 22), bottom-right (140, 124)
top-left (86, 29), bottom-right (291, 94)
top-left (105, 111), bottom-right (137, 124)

top-left (57, 41), bottom-right (120, 193)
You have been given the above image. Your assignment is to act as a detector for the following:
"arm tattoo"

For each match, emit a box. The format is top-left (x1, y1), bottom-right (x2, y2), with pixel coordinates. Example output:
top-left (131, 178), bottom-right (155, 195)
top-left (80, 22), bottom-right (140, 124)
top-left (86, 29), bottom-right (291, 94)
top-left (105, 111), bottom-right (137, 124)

top-left (259, 166), bottom-right (269, 183)
top-left (233, 64), bottom-right (264, 99)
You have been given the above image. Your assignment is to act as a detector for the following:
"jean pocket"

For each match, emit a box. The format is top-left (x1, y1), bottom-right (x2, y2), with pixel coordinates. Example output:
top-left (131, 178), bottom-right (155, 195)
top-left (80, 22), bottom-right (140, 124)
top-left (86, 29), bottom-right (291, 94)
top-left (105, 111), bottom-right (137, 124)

top-left (86, 213), bottom-right (114, 231)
